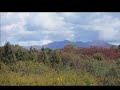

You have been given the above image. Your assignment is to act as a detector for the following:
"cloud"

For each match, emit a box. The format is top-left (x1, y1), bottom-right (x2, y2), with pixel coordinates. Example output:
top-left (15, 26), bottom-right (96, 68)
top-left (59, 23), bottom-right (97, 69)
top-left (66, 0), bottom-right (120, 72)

top-left (0, 13), bottom-right (75, 46)
top-left (78, 13), bottom-right (120, 43)
top-left (16, 40), bottom-right (52, 46)
top-left (1, 12), bottom-right (120, 46)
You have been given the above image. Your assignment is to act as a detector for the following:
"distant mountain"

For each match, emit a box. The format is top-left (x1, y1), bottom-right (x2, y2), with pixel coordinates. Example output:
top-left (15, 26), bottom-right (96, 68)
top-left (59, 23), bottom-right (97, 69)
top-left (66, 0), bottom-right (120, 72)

top-left (73, 40), bottom-right (112, 48)
top-left (75, 41), bottom-right (90, 48)
top-left (23, 40), bottom-right (113, 49)
top-left (41, 40), bottom-right (112, 49)
top-left (88, 40), bottom-right (112, 48)
top-left (42, 40), bottom-right (72, 49)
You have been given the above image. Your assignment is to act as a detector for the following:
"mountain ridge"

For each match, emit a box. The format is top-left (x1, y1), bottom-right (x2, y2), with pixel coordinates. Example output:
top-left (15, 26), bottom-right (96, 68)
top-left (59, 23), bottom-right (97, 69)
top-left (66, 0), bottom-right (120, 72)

top-left (22, 40), bottom-right (114, 49)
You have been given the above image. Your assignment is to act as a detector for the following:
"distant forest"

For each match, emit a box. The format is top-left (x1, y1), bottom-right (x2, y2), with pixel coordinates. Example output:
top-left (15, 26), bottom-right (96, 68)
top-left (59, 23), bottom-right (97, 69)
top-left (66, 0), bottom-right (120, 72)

top-left (0, 42), bottom-right (120, 86)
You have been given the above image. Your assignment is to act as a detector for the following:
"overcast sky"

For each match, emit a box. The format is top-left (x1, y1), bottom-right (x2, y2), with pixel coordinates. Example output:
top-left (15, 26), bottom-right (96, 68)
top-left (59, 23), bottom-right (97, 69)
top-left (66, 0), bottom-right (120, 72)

top-left (0, 12), bottom-right (120, 46)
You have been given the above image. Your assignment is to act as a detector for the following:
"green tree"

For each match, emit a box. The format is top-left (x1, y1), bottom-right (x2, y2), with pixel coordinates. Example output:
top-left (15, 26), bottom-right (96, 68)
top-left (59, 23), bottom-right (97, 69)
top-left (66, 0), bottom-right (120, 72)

top-left (40, 51), bottom-right (50, 65)
top-left (2, 42), bottom-right (16, 64)
top-left (0, 47), bottom-right (4, 61)
top-left (118, 45), bottom-right (120, 50)
top-left (28, 46), bottom-right (37, 61)
top-left (51, 50), bottom-right (63, 71)
top-left (41, 47), bottom-right (45, 51)
top-left (15, 48), bottom-right (29, 61)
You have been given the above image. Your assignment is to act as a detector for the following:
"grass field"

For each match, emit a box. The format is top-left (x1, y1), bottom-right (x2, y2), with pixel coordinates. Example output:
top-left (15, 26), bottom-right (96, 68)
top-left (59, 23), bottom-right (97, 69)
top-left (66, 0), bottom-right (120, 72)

top-left (0, 61), bottom-right (97, 86)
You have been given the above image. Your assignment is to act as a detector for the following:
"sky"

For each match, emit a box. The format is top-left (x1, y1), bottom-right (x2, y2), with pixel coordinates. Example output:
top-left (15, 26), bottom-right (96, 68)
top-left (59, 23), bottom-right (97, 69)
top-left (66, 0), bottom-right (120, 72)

top-left (0, 12), bottom-right (120, 46)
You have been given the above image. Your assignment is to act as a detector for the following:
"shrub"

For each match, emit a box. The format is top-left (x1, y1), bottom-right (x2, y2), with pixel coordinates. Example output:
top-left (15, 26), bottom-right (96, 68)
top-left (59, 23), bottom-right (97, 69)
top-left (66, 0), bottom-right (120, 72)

top-left (8, 61), bottom-right (51, 75)
top-left (93, 53), bottom-right (104, 61)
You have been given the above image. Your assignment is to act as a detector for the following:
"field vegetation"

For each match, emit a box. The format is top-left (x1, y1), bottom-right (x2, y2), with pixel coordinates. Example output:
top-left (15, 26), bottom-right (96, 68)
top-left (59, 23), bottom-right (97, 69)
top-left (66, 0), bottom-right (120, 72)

top-left (0, 42), bottom-right (120, 86)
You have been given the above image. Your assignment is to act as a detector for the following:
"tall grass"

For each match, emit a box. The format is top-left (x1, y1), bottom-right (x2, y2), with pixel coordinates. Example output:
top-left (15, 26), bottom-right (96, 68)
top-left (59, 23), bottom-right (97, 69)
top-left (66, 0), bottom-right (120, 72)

top-left (0, 61), bottom-right (97, 86)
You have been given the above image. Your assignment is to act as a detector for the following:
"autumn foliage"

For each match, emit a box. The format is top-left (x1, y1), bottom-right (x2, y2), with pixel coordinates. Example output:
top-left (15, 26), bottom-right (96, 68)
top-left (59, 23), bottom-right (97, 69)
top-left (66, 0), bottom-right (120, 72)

top-left (0, 42), bottom-right (120, 86)
top-left (60, 45), bottom-right (120, 60)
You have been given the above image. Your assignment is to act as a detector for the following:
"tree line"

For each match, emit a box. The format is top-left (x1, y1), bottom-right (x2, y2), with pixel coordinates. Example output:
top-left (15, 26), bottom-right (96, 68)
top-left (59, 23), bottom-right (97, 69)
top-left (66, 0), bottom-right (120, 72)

top-left (0, 42), bottom-right (64, 71)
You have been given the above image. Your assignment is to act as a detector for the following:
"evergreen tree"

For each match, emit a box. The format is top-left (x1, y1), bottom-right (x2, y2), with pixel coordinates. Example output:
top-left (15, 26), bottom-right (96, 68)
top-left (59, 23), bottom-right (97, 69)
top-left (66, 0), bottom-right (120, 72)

top-left (2, 42), bottom-right (16, 64)
top-left (15, 48), bottom-right (29, 61)
top-left (118, 45), bottom-right (120, 50)
top-left (29, 46), bottom-right (37, 61)
top-left (40, 51), bottom-right (50, 65)
top-left (41, 47), bottom-right (45, 51)
top-left (30, 46), bottom-right (33, 54)
top-left (51, 50), bottom-right (63, 71)
top-left (0, 47), bottom-right (3, 61)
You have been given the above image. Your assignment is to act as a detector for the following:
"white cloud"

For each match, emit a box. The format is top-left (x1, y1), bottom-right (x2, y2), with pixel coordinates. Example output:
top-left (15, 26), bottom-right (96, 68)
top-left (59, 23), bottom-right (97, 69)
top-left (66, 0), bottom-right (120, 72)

top-left (17, 40), bottom-right (52, 46)
top-left (79, 13), bottom-right (120, 42)
top-left (1, 12), bottom-right (120, 46)
top-left (0, 12), bottom-right (75, 46)
top-left (109, 42), bottom-right (120, 45)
